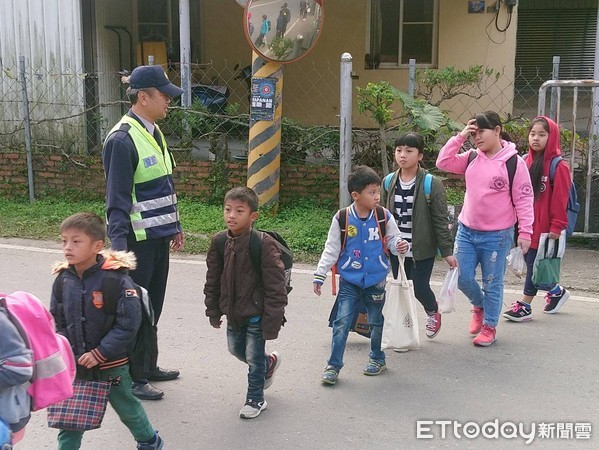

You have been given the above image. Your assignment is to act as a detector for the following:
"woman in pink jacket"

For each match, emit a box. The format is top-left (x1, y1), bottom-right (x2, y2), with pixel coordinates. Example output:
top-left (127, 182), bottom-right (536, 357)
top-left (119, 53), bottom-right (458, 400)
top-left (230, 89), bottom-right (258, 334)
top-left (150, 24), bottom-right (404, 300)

top-left (436, 111), bottom-right (534, 346)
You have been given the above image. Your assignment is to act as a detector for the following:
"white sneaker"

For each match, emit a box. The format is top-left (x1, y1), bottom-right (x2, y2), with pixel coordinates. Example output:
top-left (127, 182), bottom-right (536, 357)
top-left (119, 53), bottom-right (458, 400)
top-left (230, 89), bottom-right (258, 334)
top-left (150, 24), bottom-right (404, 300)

top-left (239, 399), bottom-right (267, 419)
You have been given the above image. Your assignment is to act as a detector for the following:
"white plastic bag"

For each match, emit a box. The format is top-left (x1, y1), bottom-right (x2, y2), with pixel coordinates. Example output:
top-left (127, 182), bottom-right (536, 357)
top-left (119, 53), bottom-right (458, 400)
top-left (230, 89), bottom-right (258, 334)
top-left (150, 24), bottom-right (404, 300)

top-left (381, 257), bottom-right (420, 351)
top-left (507, 247), bottom-right (526, 278)
top-left (438, 268), bottom-right (459, 314)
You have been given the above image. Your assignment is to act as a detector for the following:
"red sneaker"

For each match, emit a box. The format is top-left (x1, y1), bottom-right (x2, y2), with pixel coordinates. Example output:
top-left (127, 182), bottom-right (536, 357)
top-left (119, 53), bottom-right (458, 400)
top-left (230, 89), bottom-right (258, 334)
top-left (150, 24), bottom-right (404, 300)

top-left (264, 351), bottom-right (281, 390)
top-left (425, 311), bottom-right (442, 339)
top-left (469, 306), bottom-right (484, 335)
top-left (473, 324), bottom-right (496, 347)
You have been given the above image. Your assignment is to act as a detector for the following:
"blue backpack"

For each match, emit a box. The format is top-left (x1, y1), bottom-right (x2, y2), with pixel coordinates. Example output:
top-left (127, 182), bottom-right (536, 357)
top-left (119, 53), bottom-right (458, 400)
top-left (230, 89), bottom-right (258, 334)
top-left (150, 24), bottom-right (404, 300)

top-left (548, 156), bottom-right (580, 237)
top-left (383, 172), bottom-right (433, 204)
top-left (0, 418), bottom-right (10, 447)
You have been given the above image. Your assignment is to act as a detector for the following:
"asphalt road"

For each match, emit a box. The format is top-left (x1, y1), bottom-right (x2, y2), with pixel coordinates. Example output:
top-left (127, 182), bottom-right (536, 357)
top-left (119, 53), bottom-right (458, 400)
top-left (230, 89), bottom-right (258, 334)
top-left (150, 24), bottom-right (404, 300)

top-left (1, 238), bottom-right (597, 449)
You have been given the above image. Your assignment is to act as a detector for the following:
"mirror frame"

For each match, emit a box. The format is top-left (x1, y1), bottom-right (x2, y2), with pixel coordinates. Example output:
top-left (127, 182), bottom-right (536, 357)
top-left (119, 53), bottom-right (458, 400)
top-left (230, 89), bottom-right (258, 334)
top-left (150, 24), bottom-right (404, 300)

top-left (244, 0), bottom-right (324, 64)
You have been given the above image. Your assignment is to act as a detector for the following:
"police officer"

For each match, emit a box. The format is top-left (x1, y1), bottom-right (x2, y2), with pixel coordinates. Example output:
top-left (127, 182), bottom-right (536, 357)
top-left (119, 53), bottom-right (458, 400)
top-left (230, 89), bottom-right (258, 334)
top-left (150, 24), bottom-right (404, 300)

top-left (103, 65), bottom-right (184, 400)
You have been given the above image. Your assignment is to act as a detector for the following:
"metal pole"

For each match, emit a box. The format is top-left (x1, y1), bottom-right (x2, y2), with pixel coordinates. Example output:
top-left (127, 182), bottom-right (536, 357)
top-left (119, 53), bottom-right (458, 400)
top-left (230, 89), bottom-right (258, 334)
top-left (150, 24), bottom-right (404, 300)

top-left (408, 58), bottom-right (416, 97)
top-left (549, 55), bottom-right (560, 121)
top-left (590, 7), bottom-right (599, 232)
top-left (19, 56), bottom-right (35, 203)
top-left (339, 52), bottom-right (353, 208)
top-left (179, 0), bottom-right (192, 108)
top-left (539, 79), bottom-right (599, 236)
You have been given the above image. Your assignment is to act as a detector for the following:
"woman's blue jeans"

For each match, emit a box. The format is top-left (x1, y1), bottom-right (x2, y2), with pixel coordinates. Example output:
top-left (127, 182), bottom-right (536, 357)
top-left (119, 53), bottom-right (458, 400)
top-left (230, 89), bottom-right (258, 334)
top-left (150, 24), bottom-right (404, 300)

top-left (227, 320), bottom-right (269, 403)
top-left (455, 223), bottom-right (513, 327)
top-left (328, 278), bottom-right (386, 369)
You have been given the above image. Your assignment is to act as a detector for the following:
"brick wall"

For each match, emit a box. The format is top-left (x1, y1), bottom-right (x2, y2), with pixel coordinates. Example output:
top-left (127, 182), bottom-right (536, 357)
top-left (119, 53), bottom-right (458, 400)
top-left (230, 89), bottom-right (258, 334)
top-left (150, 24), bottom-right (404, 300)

top-left (0, 152), bottom-right (340, 205)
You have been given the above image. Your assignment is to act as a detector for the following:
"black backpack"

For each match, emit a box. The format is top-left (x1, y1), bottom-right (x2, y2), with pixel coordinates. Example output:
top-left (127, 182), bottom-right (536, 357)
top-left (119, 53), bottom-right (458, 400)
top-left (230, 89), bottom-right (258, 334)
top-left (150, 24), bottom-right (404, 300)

top-left (101, 271), bottom-right (155, 381)
top-left (215, 229), bottom-right (294, 293)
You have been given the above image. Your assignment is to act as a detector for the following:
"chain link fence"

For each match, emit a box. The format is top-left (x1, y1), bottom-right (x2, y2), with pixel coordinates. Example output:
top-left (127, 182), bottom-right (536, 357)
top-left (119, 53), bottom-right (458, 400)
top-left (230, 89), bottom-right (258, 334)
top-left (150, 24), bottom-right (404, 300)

top-left (2, 57), bottom-right (599, 232)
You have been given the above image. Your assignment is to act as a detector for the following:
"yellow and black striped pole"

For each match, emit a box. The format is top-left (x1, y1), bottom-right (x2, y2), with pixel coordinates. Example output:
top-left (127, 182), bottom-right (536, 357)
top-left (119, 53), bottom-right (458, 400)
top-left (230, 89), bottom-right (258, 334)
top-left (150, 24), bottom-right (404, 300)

top-left (247, 52), bottom-right (283, 212)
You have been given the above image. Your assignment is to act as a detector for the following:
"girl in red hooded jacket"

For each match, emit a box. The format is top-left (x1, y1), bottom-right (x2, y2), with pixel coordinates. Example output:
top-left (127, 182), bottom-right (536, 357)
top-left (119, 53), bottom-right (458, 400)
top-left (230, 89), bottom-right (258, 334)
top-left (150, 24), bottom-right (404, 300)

top-left (503, 116), bottom-right (572, 322)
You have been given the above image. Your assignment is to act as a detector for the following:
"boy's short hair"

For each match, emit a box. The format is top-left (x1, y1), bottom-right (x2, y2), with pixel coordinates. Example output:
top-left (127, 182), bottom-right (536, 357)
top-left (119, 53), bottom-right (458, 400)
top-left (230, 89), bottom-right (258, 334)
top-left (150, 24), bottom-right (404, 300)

top-left (224, 187), bottom-right (259, 212)
top-left (348, 165), bottom-right (381, 194)
top-left (60, 212), bottom-right (106, 242)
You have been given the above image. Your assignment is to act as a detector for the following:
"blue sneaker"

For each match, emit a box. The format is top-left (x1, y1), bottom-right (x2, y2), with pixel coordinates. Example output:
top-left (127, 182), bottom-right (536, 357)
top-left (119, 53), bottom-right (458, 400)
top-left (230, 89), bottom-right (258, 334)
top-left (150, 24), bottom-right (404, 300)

top-left (321, 365), bottom-right (339, 385)
top-left (363, 360), bottom-right (386, 376)
top-left (137, 432), bottom-right (163, 450)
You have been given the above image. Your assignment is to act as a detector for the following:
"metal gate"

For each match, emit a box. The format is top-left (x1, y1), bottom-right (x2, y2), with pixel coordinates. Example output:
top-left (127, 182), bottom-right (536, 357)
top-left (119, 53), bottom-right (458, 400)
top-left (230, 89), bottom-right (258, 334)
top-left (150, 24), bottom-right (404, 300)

top-left (538, 79), bottom-right (599, 238)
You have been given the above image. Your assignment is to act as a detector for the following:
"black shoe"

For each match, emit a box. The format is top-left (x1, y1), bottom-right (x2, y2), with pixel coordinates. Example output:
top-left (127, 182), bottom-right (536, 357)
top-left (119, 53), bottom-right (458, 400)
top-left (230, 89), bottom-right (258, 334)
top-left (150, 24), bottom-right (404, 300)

top-left (503, 301), bottom-right (532, 322)
top-left (148, 367), bottom-right (180, 381)
top-left (544, 288), bottom-right (570, 314)
top-left (132, 382), bottom-right (164, 400)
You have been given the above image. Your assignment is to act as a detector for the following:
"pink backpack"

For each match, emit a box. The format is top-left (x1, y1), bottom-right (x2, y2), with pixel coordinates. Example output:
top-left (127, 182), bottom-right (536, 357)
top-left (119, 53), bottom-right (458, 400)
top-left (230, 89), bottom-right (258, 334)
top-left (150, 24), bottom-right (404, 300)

top-left (0, 291), bottom-right (76, 411)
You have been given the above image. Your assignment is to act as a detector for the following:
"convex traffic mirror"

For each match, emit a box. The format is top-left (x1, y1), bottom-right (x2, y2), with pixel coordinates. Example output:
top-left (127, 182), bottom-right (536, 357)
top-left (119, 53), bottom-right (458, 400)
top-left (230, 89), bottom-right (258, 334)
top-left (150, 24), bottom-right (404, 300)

top-left (245, 0), bottom-right (323, 63)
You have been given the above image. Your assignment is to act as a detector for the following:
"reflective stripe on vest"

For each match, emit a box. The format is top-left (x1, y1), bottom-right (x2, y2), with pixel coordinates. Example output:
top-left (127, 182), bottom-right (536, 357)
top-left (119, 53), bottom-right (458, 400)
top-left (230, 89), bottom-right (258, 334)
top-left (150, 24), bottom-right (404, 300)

top-left (107, 115), bottom-right (178, 241)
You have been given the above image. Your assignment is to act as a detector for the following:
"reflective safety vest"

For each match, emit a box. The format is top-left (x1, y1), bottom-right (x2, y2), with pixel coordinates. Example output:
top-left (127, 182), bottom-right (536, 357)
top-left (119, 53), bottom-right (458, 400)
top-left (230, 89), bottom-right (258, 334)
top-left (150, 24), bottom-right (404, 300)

top-left (107, 115), bottom-right (181, 242)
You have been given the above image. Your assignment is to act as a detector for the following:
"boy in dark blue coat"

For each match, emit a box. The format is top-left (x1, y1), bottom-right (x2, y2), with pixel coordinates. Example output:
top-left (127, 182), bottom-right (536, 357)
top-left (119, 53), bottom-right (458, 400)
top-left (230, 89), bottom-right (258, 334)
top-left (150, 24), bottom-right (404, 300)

top-left (50, 212), bottom-right (163, 450)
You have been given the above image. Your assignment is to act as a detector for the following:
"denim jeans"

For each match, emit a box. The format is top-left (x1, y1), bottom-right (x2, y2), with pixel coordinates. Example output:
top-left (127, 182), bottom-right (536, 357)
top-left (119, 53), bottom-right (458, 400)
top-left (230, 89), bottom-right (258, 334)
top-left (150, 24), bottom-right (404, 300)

top-left (328, 278), bottom-right (386, 369)
top-left (227, 320), bottom-right (269, 403)
top-left (454, 223), bottom-right (513, 327)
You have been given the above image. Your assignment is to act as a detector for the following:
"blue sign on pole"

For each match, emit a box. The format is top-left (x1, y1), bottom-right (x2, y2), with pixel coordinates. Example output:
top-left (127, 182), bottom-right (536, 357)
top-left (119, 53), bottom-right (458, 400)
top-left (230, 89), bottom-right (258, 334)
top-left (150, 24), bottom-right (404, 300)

top-left (250, 77), bottom-right (276, 121)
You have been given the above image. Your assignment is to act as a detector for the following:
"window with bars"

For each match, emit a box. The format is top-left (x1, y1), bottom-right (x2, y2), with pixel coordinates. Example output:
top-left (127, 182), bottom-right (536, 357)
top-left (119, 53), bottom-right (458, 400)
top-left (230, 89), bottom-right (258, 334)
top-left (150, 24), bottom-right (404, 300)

top-left (366, 0), bottom-right (438, 69)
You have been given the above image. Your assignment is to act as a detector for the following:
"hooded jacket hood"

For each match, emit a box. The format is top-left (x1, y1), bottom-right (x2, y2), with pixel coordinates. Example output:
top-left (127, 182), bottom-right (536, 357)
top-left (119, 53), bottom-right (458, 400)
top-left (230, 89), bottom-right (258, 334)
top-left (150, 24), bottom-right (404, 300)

top-left (524, 115), bottom-right (561, 166)
top-left (52, 249), bottom-right (137, 274)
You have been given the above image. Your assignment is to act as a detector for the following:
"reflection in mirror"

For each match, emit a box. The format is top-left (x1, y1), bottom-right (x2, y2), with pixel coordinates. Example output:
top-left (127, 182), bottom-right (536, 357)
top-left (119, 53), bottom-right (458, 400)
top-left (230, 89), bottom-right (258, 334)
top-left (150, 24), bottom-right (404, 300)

top-left (246, 0), bottom-right (323, 63)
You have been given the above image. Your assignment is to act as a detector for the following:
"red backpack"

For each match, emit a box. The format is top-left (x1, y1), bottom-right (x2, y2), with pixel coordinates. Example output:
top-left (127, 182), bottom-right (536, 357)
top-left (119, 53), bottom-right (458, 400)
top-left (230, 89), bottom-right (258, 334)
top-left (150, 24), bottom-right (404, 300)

top-left (0, 291), bottom-right (76, 411)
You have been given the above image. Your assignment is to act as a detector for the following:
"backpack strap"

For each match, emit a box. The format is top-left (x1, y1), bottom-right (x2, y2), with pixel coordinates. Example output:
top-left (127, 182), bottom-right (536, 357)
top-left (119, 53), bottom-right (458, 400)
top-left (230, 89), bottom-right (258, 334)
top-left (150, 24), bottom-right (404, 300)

top-left (337, 207), bottom-right (349, 251)
top-left (383, 172), bottom-right (396, 192)
top-left (374, 205), bottom-right (388, 254)
top-left (102, 271), bottom-right (121, 315)
top-left (248, 229), bottom-right (263, 276)
top-left (505, 154), bottom-right (518, 207)
top-left (467, 150), bottom-right (477, 165)
top-left (423, 173), bottom-right (433, 205)
top-left (100, 271), bottom-right (123, 336)
top-left (549, 155), bottom-right (563, 187)
top-left (214, 232), bottom-right (227, 260)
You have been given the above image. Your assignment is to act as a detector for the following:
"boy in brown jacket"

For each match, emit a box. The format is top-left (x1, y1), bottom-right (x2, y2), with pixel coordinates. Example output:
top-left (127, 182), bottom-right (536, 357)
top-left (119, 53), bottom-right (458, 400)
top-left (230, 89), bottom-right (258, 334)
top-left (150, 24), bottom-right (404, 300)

top-left (204, 187), bottom-right (288, 419)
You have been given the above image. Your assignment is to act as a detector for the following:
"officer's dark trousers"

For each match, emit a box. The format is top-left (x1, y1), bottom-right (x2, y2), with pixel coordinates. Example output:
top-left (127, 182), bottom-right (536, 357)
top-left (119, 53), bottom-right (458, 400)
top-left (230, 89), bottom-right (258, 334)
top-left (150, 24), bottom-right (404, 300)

top-left (128, 237), bottom-right (171, 381)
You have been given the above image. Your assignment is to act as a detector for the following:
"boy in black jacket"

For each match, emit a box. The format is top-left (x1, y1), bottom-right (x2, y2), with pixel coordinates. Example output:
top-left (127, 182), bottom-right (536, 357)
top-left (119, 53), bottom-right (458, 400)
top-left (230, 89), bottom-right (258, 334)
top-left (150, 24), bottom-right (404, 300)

top-left (204, 187), bottom-right (288, 419)
top-left (50, 212), bottom-right (162, 449)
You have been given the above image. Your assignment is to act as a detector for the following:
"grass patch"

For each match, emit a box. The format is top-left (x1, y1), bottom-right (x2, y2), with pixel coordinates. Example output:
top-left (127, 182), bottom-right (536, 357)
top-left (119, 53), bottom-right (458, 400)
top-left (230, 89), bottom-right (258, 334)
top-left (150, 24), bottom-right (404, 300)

top-left (0, 197), bottom-right (334, 263)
